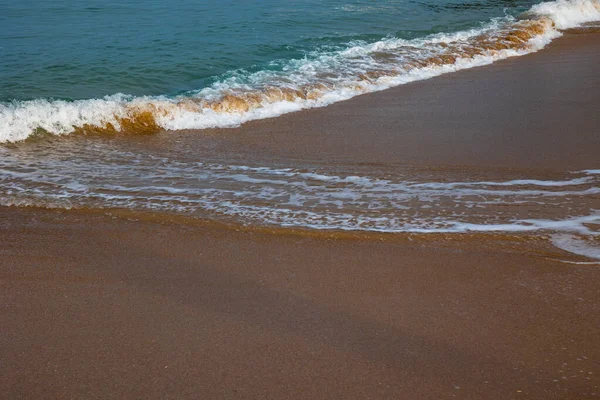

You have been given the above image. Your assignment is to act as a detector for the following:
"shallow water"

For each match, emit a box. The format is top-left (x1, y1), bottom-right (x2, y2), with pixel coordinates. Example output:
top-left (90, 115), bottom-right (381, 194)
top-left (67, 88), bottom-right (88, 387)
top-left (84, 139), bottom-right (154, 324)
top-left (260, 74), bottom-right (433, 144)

top-left (1, 135), bottom-right (598, 260)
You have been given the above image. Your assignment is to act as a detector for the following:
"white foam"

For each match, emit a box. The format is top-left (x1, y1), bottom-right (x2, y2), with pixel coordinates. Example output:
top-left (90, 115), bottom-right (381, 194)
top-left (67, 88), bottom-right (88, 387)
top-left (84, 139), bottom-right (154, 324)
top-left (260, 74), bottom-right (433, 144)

top-left (0, 96), bottom-right (126, 142)
top-left (3, 148), bottom-right (598, 235)
top-left (552, 234), bottom-right (600, 260)
top-left (530, 0), bottom-right (600, 29)
top-left (413, 177), bottom-right (594, 188)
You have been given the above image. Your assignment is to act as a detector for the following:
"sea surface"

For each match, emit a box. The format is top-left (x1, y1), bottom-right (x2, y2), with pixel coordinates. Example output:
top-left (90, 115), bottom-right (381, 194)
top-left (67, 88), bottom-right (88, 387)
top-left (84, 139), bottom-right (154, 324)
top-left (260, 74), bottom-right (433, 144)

top-left (0, 0), bottom-right (556, 102)
top-left (1, 0), bottom-right (599, 260)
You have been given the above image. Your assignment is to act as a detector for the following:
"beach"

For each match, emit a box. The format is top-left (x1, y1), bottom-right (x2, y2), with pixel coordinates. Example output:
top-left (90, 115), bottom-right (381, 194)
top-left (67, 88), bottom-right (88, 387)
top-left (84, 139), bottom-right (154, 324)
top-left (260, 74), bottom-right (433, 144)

top-left (1, 29), bottom-right (599, 400)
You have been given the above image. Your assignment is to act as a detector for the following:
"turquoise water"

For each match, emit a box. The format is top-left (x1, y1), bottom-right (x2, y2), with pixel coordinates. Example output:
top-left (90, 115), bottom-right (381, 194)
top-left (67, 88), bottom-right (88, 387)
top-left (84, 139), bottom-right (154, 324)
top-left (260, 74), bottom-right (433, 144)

top-left (1, 0), bottom-right (539, 101)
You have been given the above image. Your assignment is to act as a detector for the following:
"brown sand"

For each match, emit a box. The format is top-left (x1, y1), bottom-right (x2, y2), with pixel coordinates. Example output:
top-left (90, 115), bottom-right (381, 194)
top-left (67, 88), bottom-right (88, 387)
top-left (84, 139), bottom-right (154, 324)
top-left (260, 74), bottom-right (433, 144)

top-left (2, 207), bottom-right (599, 399)
top-left (1, 32), bottom-right (600, 399)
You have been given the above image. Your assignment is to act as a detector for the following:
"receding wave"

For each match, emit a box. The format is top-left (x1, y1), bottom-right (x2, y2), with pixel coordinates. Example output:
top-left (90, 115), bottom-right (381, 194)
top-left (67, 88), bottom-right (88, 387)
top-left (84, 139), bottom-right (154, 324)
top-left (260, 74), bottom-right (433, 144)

top-left (1, 0), bottom-right (599, 143)
top-left (1, 134), bottom-right (598, 259)
top-left (1, 139), bottom-right (598, 235)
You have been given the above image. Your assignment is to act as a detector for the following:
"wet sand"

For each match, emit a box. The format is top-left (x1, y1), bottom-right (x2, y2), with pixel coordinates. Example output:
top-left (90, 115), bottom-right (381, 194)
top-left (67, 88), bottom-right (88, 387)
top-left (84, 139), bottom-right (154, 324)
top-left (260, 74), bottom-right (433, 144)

top-left (2, 32), bottom-right (600, 399)
top-left (188, 29), bottom-right (600, 171)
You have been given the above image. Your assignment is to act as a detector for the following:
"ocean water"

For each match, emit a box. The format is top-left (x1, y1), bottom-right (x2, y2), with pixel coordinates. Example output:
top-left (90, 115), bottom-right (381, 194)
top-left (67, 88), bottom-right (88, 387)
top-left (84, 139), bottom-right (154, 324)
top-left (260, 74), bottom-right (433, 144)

top-left (2, 0), bottom-right (600, 141)
top-left (1, 0), bottom-right (546, 102)
top-left (1, 0), bottom-right (599, 260)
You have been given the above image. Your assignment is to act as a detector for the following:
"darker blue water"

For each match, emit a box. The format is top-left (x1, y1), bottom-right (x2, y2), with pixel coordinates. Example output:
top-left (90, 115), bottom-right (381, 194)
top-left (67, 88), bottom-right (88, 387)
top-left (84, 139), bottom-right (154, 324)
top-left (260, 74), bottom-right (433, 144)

top-left (0, 0), bottom-right (538, 101)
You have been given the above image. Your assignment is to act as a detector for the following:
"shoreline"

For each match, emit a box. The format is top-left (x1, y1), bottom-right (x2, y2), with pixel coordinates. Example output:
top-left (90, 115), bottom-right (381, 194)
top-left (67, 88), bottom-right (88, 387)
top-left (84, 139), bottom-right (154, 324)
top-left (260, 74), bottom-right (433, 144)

top-left (1, 204), bottom-right (595, 264)
top-left (186, 28), bottom-right (600, 171)
top-left (2, 30), bottom-right (600, 399)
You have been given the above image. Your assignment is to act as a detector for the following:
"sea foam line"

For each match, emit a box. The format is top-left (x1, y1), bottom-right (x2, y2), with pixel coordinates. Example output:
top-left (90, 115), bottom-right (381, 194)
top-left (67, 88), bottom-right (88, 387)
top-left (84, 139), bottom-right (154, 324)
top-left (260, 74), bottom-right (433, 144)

top-left (1, 0), bottom-right (600, 143)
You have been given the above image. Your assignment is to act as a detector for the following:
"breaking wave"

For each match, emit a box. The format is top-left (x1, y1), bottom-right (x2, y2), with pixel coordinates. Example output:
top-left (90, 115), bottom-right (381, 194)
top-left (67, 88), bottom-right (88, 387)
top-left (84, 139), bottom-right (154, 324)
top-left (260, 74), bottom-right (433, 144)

top-left (1, 0), bottom-right (599, 143)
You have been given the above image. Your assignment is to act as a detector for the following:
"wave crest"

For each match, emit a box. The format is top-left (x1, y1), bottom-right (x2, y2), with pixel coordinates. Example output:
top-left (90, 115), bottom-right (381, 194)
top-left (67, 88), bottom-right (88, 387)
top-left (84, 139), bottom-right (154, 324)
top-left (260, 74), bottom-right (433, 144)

top-left (1, 0), bottom-right (599, 143)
